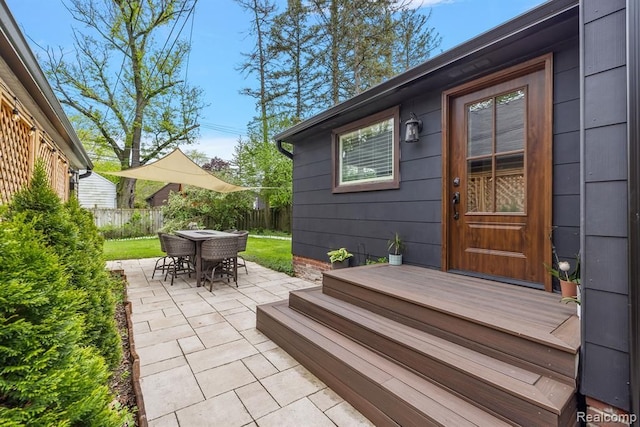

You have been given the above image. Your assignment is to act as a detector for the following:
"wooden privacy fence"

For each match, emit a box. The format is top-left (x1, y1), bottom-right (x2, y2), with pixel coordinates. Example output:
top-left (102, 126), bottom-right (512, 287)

top-left (202, 207), bottom-right (292, 233)
top-left (89, 208), bottom-right (164, 239)
top-left (90, 206), bottom-right (291, 238)
top-left (235, 207), bottom-right (291, 233)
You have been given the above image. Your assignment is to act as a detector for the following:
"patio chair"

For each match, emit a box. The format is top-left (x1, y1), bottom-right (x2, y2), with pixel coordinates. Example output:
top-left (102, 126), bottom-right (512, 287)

top-left (201, 235), bottom-right (239, 291)
top-left (152, 232), bottom-right (170, 279)
top-left (162, 234), bottom-right (196, 286)
top-left (231, 230), bottom-right (249, 274)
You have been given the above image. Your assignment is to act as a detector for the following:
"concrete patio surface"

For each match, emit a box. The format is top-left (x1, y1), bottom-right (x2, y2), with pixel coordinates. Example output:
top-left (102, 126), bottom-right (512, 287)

top-left (107, 258), bottom-right (374, 427)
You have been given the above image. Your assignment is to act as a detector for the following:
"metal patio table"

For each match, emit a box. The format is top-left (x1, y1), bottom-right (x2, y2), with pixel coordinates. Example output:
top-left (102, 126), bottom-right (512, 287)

top-left (174, 229), bottom-right (237, 287)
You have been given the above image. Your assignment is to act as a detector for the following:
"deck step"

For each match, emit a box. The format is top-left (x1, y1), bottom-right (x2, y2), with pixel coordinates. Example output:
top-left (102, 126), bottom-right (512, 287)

top-left (257, 300), bottom-right (512, 427)
top-left (322, 264), bottom-right (579, 384)
top-left (289, 288), bottom-right (576, 426)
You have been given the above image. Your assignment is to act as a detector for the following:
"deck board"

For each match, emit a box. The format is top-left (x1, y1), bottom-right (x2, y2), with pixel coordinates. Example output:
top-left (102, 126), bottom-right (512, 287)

top-left (294, 289), bottom-right (542, 385)
top-left (291, 289), bottom-right (574, 417)
top-left (257, 263), bottom-right (579, 426)
top-left (323, 264), bottom-right (579, 352)
top-left (259, 301), bottom-right (512, 427)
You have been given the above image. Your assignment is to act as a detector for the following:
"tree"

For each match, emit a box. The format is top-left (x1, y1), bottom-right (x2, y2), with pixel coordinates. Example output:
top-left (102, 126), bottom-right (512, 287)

top-left (393, 8), bottom-right (442, 73)
top-left (184, 149), bottom-right (209, 167)
top-left (236, 0), bottom-right (279, 145)
top-left (43, 0), bottom-right (204, 207)
top-left (268, 0), bottom-right (319, 123)
top-left (308, 0), bottom-right (441, 106)
top-left (202, 156), bottom-right (231, 172)
top-left (233, 120), bottom-right (293, 229)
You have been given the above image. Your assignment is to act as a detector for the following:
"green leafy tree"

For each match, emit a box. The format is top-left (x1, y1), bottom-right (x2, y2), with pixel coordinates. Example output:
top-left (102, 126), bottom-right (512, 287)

top-left (43, 0), bottom-right (204, 207)
top-left (233, 121), bottom-right (292, 229)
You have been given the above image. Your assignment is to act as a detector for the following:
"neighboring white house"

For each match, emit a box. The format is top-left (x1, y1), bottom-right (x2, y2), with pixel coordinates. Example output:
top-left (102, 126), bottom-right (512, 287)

top-left (77, 172), bottom-right (116, 208)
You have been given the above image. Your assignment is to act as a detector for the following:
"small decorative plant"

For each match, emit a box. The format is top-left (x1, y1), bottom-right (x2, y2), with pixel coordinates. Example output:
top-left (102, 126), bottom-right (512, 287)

top-left (387, 232), bottom-right (404, 255)
top-left (556, 256), bottom-right (581, 306)
top-left (365, 256), bottom-right (388, 265)
top-left (545, 230), bottom-right (580, 305)
top-left (387, 233), bottom-right (404, 266)
top-left (327, 248), bottom-right (353, 263)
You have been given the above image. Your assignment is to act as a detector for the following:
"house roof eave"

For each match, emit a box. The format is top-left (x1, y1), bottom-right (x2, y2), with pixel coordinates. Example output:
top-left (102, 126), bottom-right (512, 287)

top-left (0, 0), bottom-right (93, 170)
top-left (273, 0), bottom-right (579, 145)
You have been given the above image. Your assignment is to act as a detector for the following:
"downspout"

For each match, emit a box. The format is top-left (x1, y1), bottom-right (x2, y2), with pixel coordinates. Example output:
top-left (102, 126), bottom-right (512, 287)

top-left (627, 0), bottom-right (640, 421)
top-left (79, 168), bottom-right (93, 179)
top-left (276, 139), bottom-right (293, 160)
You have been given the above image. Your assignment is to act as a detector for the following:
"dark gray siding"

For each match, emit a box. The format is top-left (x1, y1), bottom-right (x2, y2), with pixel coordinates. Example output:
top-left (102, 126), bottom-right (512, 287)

top-left (552, 40), bottom-right (581, 269)
top-left (580, 0), bottom-right (630, 411)
top-left (292, 99), bottom-right (443, 267)
top-left (292, 40), bottom-right (580, 272)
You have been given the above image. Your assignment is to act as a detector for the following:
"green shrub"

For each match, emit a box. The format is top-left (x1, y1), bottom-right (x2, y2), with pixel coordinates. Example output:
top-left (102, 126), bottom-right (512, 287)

top-left (161, 187), bottom-right (253, 232)
top-left (9, 163), bottom-right (121, 368)
top-left (98, 211), bottom-right (154, 239)
top-left (0, 162), bottom-right (129, 424)
top-left (66, 197), bottom-right (122, 368)
top-left (0, 215), bottom-right (128, 425)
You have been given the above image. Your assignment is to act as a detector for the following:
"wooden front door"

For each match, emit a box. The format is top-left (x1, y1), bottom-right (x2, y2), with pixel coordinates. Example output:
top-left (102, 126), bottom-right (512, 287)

top-left (444, 55), bottom-right (552, 291)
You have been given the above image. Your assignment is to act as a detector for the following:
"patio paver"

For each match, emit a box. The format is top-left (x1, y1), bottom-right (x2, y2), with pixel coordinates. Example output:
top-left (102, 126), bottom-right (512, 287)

top-left (108, 257), bottom-right (373, 426)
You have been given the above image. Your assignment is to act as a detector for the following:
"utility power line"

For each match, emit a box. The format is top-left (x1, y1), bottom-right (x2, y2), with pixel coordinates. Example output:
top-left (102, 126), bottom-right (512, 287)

top-left (199, 121), bottom-right (247, 136)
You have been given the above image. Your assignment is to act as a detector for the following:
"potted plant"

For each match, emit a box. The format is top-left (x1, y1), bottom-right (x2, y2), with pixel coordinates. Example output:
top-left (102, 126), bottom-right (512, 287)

top-left (387, 233), bottom-right (404, 266)
top-left (327, 248), bottom-right (353, 269)
top-left (546, 251), bottom-right (581, 315)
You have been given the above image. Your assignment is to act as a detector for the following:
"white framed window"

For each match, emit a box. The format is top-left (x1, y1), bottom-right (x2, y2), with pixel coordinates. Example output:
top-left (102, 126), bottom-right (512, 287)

top-left (332, 106), bottom-right (400, 193)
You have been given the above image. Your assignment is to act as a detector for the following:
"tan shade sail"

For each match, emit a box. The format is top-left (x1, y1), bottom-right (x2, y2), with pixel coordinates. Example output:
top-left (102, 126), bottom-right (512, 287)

top-left (104, 148), bottom-right (253, 193)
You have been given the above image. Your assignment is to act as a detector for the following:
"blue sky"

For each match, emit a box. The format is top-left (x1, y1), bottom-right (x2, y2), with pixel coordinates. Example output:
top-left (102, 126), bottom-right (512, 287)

top-left (6, 0), bottom-right (545, 161)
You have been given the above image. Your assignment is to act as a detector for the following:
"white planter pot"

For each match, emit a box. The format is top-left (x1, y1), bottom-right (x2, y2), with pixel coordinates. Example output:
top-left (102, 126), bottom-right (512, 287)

top-left (388, 254), bottom-right (402, 265)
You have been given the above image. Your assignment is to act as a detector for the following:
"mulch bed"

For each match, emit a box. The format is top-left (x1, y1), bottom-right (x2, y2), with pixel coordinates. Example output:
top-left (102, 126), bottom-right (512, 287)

top-left (109, 270), bottom-right (147, 427)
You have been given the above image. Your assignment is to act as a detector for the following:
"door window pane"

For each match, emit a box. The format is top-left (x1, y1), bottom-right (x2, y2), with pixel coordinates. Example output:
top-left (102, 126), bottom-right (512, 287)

top-left (465, 87), bottom-right (526, 214)
top-left (467, 98), bottom-right (493, 157)
top-left (495, 154), bottom-right (525, 213)
top-left (496, 89), bottom-right (525, 153)
top-left (467, 158), bottom-right (493, 212)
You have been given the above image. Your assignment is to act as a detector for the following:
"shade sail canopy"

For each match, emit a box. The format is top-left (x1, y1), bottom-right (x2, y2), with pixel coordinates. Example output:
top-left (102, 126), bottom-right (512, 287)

top-left (104, 148), bottom-right (253, 193)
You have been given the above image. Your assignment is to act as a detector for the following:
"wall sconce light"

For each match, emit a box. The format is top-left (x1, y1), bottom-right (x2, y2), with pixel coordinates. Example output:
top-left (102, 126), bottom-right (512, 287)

top-left (29, 117), bottom-right (36, 135)
top-left (12, 96), bottom-right (20, 122)
top-left (404, 112), bottom-right (422, 143)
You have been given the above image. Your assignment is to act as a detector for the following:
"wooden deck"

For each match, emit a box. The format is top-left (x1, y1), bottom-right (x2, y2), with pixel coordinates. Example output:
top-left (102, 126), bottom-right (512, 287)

top-left (257, 264), bottom-right (580, 426)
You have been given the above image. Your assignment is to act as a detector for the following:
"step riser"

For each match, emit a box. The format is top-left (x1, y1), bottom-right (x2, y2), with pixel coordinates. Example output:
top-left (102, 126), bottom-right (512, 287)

top-left (323, 275), bottom-right (576, 383)
top-left (257, 306), bottom-right (435, 427)
top-left (290, 292), bottom-right (568, 426)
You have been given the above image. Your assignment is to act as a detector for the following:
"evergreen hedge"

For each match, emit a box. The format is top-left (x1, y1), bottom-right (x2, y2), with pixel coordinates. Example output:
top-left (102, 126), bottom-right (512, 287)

top-left (8, 164), bottom-right (121, 368)
top-left (0, 162), bottom-right (129, 425)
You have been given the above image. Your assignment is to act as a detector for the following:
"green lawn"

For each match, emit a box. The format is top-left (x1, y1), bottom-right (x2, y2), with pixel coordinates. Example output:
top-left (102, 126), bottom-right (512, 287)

top-left (103, 236), bottom-right (293, 275)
